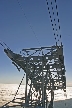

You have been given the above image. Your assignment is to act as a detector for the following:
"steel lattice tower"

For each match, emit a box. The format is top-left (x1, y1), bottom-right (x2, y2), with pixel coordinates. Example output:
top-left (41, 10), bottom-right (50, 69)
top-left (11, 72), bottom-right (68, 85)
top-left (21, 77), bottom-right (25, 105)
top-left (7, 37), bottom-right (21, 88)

top-left (1, 0), bottom-right (66, 107)
top-left (2, 42), bottom-right (66, 108)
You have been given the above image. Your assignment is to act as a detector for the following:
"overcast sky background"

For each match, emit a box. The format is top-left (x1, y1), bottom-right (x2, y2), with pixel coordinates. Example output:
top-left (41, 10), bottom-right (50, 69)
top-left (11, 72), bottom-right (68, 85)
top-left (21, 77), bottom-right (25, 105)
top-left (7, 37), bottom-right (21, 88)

top-left (0, 0), bottom-right (72, 86)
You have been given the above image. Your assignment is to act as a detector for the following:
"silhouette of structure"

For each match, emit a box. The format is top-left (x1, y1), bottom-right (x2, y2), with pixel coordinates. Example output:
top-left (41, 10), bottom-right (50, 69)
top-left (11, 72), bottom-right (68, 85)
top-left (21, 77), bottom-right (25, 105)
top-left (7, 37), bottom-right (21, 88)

top-left (1, 0), bottom-right (66, 108)
top-left (1, 42), bottom-right (66, 108)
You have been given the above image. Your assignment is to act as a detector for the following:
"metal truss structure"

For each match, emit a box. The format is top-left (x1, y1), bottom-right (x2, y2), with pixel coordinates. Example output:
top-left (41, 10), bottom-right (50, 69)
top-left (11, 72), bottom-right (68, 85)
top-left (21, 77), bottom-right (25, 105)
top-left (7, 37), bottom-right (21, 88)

top-left (22, 42), bottom-right (66, 108)
top-left (0, 0), bottom-right (66, 107)
top-left (1, 42), bottom-right (66, 108)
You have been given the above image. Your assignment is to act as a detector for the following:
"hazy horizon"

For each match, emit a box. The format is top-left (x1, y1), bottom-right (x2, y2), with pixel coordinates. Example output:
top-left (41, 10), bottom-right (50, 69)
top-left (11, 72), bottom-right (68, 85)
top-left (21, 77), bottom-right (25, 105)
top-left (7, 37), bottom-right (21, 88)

top-left (0, 83), bottom-right (72, 87)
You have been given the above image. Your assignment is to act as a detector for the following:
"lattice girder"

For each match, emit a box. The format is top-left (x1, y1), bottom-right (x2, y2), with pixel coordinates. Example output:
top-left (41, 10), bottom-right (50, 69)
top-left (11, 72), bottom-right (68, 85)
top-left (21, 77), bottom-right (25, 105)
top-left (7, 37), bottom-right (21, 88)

top-left (20, 44), bottom-right (66, 90)
top-left (3, 42), bottom-right (66, 108)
